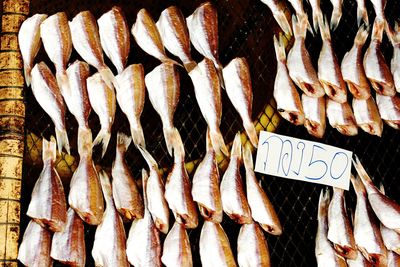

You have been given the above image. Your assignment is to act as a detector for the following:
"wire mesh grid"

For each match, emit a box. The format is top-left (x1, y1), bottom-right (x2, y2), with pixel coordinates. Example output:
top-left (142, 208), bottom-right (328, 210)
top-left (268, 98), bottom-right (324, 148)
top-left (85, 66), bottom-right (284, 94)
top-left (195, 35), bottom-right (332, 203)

top-left (18, 0), bottom-right (400, 266)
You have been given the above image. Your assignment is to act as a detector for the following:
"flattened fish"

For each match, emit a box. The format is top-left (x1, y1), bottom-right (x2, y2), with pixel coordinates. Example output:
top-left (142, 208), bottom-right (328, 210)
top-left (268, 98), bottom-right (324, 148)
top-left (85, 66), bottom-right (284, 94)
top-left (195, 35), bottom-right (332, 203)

top-left (161, 221), bottom-right (193, 267)
top-left (375, 94), bottom-right (400, 129)
top-left (309, 0), bottom-right (323, 33)
top-left (330, 0), bottom-right (343, 30)
top-left (259, 0), bottom-right (292, 35)
top-left (352, 97), bottom-right (383, 136)
top-left (302, 95), bottom-right (326, 138)
top-left (388, 22), bottom-right (400, 93)
top-left (326, 99), bottom-right (358, 136)
top-left (98, 6), bottom-right (130, 74)
top-left (112, 132), bottom-right (144, 221)
top-left (31, 62), bottom-right (70, 154)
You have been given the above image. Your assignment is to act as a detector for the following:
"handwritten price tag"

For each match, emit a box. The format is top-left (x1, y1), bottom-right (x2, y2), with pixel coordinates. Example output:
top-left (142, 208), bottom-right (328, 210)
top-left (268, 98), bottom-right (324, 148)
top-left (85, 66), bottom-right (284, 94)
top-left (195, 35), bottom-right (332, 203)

top-left (254, 131), bottom-right (352, 190)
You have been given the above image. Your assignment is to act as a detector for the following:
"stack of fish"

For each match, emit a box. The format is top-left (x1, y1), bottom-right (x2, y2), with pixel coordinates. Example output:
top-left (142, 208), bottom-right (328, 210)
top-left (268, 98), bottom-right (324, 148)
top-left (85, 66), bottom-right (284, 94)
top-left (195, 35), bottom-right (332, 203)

top-left (266, 0), bottom-right (400, 138)
top-left (315, 155), bottom-right (400, 266)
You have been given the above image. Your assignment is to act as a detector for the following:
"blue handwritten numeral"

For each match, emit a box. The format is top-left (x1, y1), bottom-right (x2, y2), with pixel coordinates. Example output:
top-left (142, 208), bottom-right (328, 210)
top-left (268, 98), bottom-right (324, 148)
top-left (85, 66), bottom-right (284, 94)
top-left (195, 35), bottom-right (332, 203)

top-left (305, 145), bottom-right (328, 180)
top-left (330, 152), bottom-right (349, 179)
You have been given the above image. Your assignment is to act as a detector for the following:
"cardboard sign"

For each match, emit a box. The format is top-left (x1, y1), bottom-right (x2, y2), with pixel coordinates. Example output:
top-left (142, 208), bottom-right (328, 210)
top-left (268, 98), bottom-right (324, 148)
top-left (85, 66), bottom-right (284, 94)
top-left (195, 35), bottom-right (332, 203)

top-left (254, 131), bottom-right (352, 190)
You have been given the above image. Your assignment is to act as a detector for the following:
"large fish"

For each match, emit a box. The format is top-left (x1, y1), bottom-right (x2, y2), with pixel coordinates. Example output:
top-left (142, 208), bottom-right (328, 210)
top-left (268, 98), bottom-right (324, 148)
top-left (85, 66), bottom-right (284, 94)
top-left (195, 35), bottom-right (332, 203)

top-left (18, 14), bottom-right (48, 86)
top-left (309, 0), bottom-right (323, 33)
top-left (68, 129), bottom-right (104, 225)
top-left (259, 0), bottom-right (292, 35)
top-left (115, 64), bottom-right (146, 147)
top-left (341, 26), bottom-right (371, 100)
top-left (98, 6), bottom-right (130, 74)
top-left (356, 0), bottom-right (369, 26)
top-left (302, 95), bottom-right (326, 138)
top-left (189, 58), bottom-right (228, 156)
top-left (330, 0), bottom-right (343, 30)
top-left (326, 99), bottom-right (358, 136)
top-left (69, 11), bottom-right (115, 88)
top-left (375, 94), bottom-right (400, 130)
top-left (145, 63), bottom-right (183, 156)
top-left (223, 57), bottom-right (259, 147)
top-left (87, 72), bottom-right (116, 157)
top-left (352, 97), bottom-right (383, 136)
top-left (220, 133), bottom-right (252, 224)
top-left (161, 221), bottom-right (193, 267)
top-left (273, 35), bottom-right (305, 126)
top-left (26, 136), bottom-right (66, 232)
top-left (388, 23), bottom-right (400, 93)
top-left (50, 208), bottom-right (86, 267)
top-left (157, 6), bottom-right (197, 72)
top-left (112, 132), bottom-right (144, 221)
top-left (31, 62), bottom-right (70, 154)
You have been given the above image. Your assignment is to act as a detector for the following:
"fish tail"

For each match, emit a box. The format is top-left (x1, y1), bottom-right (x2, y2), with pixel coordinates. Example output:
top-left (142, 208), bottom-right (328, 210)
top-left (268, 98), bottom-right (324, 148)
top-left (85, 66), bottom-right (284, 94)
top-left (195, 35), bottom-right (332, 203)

top-left (350, 174), bottom-right (366, 195)
top-left (130, 123), bottom-right (145, 148)
top-left (230, 132), bottom-right (242, 159)
top-left (183, 60), bottom-right (197, 73)
top-left (292, 15), bottom-right (307, 39)
top-left (312, 8), bottom-right (323, 34)
top-left (77, 127), bottom-right (92, 156)
top-left (99, 66), bottom-right (116, 89)
top-left (372, 19), bottom-right (385, 42)
top-left (356, 5), bottom-right (369, 27)
top-left (330, 5), bottom-right (342, 30)
top-left (137, 145), bottom-right (157, 169)
top-left (141, 169), bottom-right (149, 207)
top-left (243, 119), bottom-right (258, 148)
top-left (98, 170), bottom-right (113, 204)
top-left (162, 57), bottom-right (183, 68)
top-left (354, 24), bottom-right (369, 46)
top-left (273, 35), bottom-right (286, 62)
top-left (352, 155), bottom-right (373, 184)
top-left (24, 64), bottom-right (32, 86)
top-left (164, 126), bottom-right (184, 158)
top-left (93, 128), bottom-right (111, 158)
top-left (318, 189), bottom-right (330, 217)
top-left (42, 136), bottom-right (57, 162)
top-left (242, 145), bottom-right (253, 171)
top-left (273, 10), bottom-right (292, 36)
top-left (320, 16), bottom-right (331, 41)
top-left (379, 183), bottom-right (385, 194)
top-left (56, 70), bottom-right (70, 100)
top-left (210, 128), bottom-right (229, 156)
top-left (55, 126), bottom-right (70, 155)
top-left (117, 132), bottom-right (132, 152)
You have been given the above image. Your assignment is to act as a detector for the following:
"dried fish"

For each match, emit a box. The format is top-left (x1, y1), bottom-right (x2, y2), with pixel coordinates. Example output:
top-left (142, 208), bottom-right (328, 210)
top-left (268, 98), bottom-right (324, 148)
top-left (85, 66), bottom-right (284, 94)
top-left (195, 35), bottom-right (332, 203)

top-left (309, 0), bottom-right (323, 33)
top-left (388, 22), bottom-right (400, 93)
top-left (375, 94), bottom-right (400, 129)
top-left (259, 0), bottom-right (292, 35)
top-left (380, 184), bottom-right (400, 254)
top-left (330, 0), bottom-right (343, 30)
top-left (352, 97), bottom-right (383, 136)
top-left (288, 0), bottom-right (313, 33)
top-left (347, 250), bottom-right (373, 267)
top-left (302, 95), bottom-right (326, 138)
top-left (161, 221), bottom-right (193, 267)
top-left (326, 99), bottom-right (358, 136)
top-left (387, 250), bottom-right (400, 267)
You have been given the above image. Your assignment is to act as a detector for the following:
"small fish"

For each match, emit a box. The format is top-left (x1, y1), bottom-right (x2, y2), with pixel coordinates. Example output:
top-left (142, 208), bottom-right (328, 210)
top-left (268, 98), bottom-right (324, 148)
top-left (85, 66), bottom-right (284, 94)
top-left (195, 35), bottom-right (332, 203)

top-left (341, 25), bottom-right (371, 100)
top-left (356, 0), bottom-right (369, 26)
top-left (131, 8), bottom-right (179, 65)
top-left (199, 221), bottom-right (237, 267)
top-left (237, 222), bottom-right (271, 267)
top-left (69, 11), bottom-right (115, 88)
top-left (157, 6), bottom-right (197, 72)
top-left (26, 136), bottom-right (66, 232)
top-left (18, 220), bottom-right (52, 267)
top-left (92, 171), bottom-right (130, 267)
top-left (309, 0), bottom-right (323, 33)
top-left (223, 57), bottom-right (259, 147)
top-left (191, 131), bottom-right (223, 223)
top-left (287, 16), bottom-right (325, 97)
top-left (352, 97), bottom-right (383, 136)
top-left (302, 95), bottom-right (326, 138)
top-left (115, 64), bottom-right (146, 147)
top-left (145, 63), bottom-right (184, 156)
top-left (388, 22), bottom-right (400, 93)
top-left (273, 35), bottom-right (305, 126)
top-left (243, 146), bottom-right (282, 235)
top-left (318, 18), bottom-right (347, 103)
top-left (288, 0), bottom-right (313, 34)
top-left (68, 129), bottom-right (104, 225)
top-left (353, 156), bottom-right (400, 233)
top-left (387, 250), bottom-right (400, 267)
top-left (316, 190), bottom-right (347, 267)
top-left (126, 170), bottom-right (162, 267)
top-left (347, 250), bottom-right (373, 267)
top-left (328, 187), bottom-right (357, 259)
top-left (375, 94), bottom-right (400, 129)
top-left (189, 58), bottom-right (228, 156)
top-left (220, 133), bottom-right (252, 224)
top-left (98, 6), bottom-right (130, 74)
top-left (186, 2), bottom-right (225, 88)
top-left (31, 62), bottom-right (70, 154)
top-left (161, 221), bottom-right (193, 267)
top-left (259, 0), bottom-right (292, 35)
top-left (50, 208), bottom-right (86, 267)
top-left (326, 99), bottom-right (358, 136)
top-left (379, 184), bottom-right (400, 254)
top-left (364, 19), bottom-right (396, 96)
top-left (330, 0), bottom-right (343, 30)
top-left (40, 12), bottom-right (72, 98)
top-left (112, 132), bottom-right (144, 221)
top-left (87, 72), bottom-right (116, 157)
top-left (137, 147), bottom-right (170, 234)
top-left (18, 14), bottom-right (48, 86)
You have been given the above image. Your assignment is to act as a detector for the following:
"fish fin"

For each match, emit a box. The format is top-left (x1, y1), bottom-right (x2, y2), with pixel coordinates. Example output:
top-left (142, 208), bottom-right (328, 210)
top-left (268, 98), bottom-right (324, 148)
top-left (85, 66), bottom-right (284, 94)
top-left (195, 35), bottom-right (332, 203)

top-left (42, 136), bottom-right (57, 162)
top-left (312, 8), bottom-right (323, 34)
top-left (93, 128), bottom-right (111, 158)
top-left (117, 132), bottom-right (132, 151)
top-left (183, 61), bottom-right (197, 73)
top-left (230, 132), bottom-right (242, 160)
top-left (273, 34), bottom-right (286, 62)
top-left (292, 15), bottom-right (307, 39)
top-left (318, 189), bottom-right (330, 217)
top-left (243, 119), bottom-right (258, 148)
top-left (55, 127), bottom-right (70, 155)
top-left (372, 19), bottom-right (385, 42)
top-left (56, 71), bottom-right (70, 101)
top-left (164, 127), bottom-right (184, 158)
top-left (215, 62), bottom-right (225, 90)
top-left (379, 183), bottom-right (385, 195)
top-left (170, 128), bottom-right (185, 162)
top-left (242, 145), bottom-right (253, 171)
top-left (210, 128), bottom-right (229, 156)
top-left (77, 128), bottom-right (92, 156)
top-left (24, 64), bottom-right (32, 86)
top-left (137, 145), bottom-right (158, 169)
top-left (320, 16), bottom-right (331, 41)
top-left (352, 155), bottom-right (373, 184)
top-left (273, 9), bottom-right (292, 36)
top-left (354, 24), bottom-right (369, 46)
top-left (130, 123), bottom-right (145, 148)
top-left (98, 170), bottom-right (113, 204)
top-left (99, 66), bottom-right (116, 89)
top-left (357, 6), bottom-right (369, 27)
top-left (330, 5), bottom-right (342, 30)
top-left (161, 57), bottom-right (183, 68)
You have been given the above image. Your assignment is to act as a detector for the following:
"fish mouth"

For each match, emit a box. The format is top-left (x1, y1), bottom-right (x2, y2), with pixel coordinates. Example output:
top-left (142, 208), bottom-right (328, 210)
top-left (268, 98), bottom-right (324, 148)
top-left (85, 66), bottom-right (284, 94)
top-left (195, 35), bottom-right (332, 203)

top-left (367, 253), bottom-right (387, 266)
top-left (347, 82), bottom-right (368, 99)
top-left (199, 205), bottom-right (221, 222)
top-left (300, 82), bottom-right (315, 94)
top-left (360, 124), bottom-right (381, 136)
top-left (261, 223), bottom-right (282, 236)
top-left (177, 213), bottom-right (197, 229)
top-left (229, 213), bottom-right (251, 224)
top-left (334, 244), bottom-right (357, 260)
top-left (278, 109), bottom-right (304, 126)
top-left (336, 125), bottom-right (358, 136)
top-left (371, 80), bottom-right (395, 96)
top-left (305, 121), bottom-right (324, 138)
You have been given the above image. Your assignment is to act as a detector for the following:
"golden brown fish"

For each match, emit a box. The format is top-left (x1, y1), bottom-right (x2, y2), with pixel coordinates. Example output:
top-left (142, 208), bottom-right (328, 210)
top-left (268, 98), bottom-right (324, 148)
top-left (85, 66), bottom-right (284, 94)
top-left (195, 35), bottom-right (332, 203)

top-left (161, 221), bottom-right (193, 267)
top-left (302, 95), bottom-right (326, 138)
top-left (326, 99), bottom-right (358, 136)
top-left (68, 129), bottom-right (104, 225)
top-left (98, 6), bottom-right (130, 74)
top-left (50, 208), bottom-right (86, 267)
top-left (112, 132), bottom-right (144, 221)
top-left (375, 93), bottom-right (400, 129)
top-left (388, 22), bottom-right (400, 93)
top-left (352, 97), bottom-right (383, 136)
top-left (330, 0), bottom-right (343, 30)
top-left (220, 133), bottom-right (252, 224)
top-left (259, 0), bottom-right (292, 35)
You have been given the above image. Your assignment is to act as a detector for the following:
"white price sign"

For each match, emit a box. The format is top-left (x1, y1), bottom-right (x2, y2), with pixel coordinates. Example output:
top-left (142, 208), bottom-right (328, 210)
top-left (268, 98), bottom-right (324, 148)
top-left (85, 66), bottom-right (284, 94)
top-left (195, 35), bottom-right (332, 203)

top-left (254, 131), bottom-right (352, 190)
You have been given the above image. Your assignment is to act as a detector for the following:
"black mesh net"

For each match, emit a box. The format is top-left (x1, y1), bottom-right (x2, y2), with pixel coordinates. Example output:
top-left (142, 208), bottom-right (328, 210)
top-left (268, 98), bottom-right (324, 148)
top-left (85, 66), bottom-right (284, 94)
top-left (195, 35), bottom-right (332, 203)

top-left (20, 0), bottom-right (400, 266)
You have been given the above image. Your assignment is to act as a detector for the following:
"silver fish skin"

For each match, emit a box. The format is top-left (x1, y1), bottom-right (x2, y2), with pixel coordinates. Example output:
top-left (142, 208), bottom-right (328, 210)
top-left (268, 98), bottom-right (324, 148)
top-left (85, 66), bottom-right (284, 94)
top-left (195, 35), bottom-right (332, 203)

top-left (356, 0), bottom-right (369, 26)
top-left (302, 95), bottom-right (326, 138)
top-left (341, 26), bottom-right (371, 100)
top-left (87, 72), bottom-right (116, 157)
top-left (18, 14), bottom-right (48, 86)
top-left (161, 221), bottom-right (193, 267)
top-left (318, 18), bottom-right (347, 103)
top-left (352, 97), bottom-right (383, 136)
top-left (223, 57), bottom-right (259, 147)
top-left (388, 23), bottom-right (400, 93)
top-left (27, 136), bottom-right (66, 232)
top-left (189, 58), bottom-right (228, 156)
top-left (126, 170), bottom-right (162, 267)
top-left (145, 63), bottom-right (184, 156)
top-left (115, 64), bottom-right (146, 147)
top-left (326, 99), bottom-right (358, 136)
top-left (316, 190), bottom-right (347, 267)
top-left (330, 0), bottom-right (343, 30)
top-left (288, 0), bottom-right (313, 34)
top-left (287, 16), bottom-right (325, 97)
top-left (31, 62), bottom-right (70, 154)
top-left (259, 0), bottom-right (292, 35)
top-left (274, 35), bottom-right (305, 126)
top-left (309, 0), bottom-right (323, 33)
top-left (347, 250), bottom-right (373, 267)
top-left (375, 94), bottom-right (400, 129)
top-left (157, 6), bottom-right (197, 72)
top-left (98, 6), bottom-right (130, 74)
top-left (69, 11), bottom-right (115, 88)
top-left (328, 187), bottom-right (357, 260)
top-left (364, 19), bottom-right (396, 96)
top-left (200, 221), bottom-right (237, 267)
top-left (18, 220), bottom-right (52, 267)
top-left (387, 250), bottom-right (400, 267)
top-left (237, 222), bottom-right (271, 267)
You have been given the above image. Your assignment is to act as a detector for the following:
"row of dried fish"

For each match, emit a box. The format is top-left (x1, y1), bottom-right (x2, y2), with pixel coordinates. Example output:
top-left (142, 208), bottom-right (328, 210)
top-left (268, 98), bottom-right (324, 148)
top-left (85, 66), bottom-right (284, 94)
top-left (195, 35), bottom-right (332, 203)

top-left (315, 156), bottom-right (400, 266)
